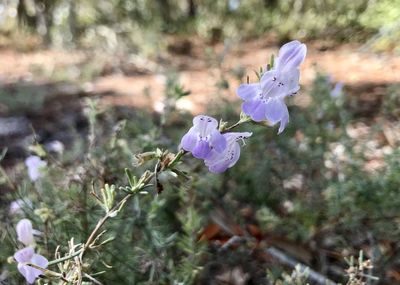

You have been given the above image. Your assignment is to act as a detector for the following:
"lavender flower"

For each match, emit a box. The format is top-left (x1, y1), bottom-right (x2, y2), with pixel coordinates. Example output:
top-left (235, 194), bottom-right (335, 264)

top-left (204, 132), bottom-right (252, 173)
top-left (228, 0), bottom-right (240, 11)
top-left (237, 40), bottom-right (307, 134)
top-left (25, 156), bottom-right (46, 182)
top-left (9, 199), bottom-right (32, 216)
top-left (330, 82), bottom-right (344, 98)
top-left (16, 219), bottom-right (35, 246)
top-left (14, 247), bottom-right (48, 284)
top-left (180, 115), bottom-right (227, 159)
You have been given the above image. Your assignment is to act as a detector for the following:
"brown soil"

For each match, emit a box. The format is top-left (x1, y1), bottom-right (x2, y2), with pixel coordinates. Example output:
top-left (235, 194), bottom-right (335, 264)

top-left (0, 38), bottom-right (399, 114)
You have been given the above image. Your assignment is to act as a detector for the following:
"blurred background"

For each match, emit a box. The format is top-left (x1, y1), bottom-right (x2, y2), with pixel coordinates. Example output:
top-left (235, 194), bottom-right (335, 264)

top-left (0, 0), bottom-right (400, 284)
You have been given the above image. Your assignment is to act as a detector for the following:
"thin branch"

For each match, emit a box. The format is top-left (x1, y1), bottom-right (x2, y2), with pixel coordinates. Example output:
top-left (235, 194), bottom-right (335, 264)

top-left (0, 165), bottom-right (17, 191)
top-left (223, 117), bottom-right (251, 132)
top-left (48, 249), bottom-right (83, 266)
top-left (265, 247), bottom-right (337, 285)
top-left (26, 263), bottom-right (69, 282)
top-left (219, 236), bottom-right (246, 251)
top-left (83, 272), bottom-right (103, 285)
top-left (82, 172), bottom-right (155, 257)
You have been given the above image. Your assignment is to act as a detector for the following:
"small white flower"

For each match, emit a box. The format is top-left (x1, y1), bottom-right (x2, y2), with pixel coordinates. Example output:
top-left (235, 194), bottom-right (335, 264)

top-left (25, 156), bottom-right (46, 182)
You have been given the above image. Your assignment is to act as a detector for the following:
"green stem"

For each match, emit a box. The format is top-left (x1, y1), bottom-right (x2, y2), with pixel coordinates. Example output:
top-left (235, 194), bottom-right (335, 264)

top-left (0, 165), bottom-right (17, 190)
top-left (47, 173), bottom-right (155, 266)
top-left (48, 249), bottom-right (83, 266)
top-left (83, 193), bottom-right (133, 252)
top-left (223, 116), bottom-right (252, 132)
top-left (81, 172), bottom-right (155, 257)
top-left (168, 150), bottom-right (187, 168)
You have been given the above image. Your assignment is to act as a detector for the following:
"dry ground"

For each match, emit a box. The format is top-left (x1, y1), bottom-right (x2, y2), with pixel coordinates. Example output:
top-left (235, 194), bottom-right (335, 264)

top-left (0, 38), bottom-right (399, 114)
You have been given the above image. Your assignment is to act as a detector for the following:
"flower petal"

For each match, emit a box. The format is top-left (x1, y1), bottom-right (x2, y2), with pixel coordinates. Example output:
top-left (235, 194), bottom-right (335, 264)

top-left (18, 263), bottom-right (42, 284)
top-left (18, 264), bottom-right (34, 284)
top-left (242, 100), bottom-right (259, 115)
top-left (276, 40), bottom-right (307, 72)
top-left (15, 248), bottom-right (47, 284)
top-left (207, 160), bottom-right (231, 173)
top-left (209, 130), bottom-right (227, 153)
top-left (25, 156), bottom-right (46, 181)
top-left (193, 115), bottom-right (218, 137)
top-left (205, 150), bottom-right (230, 173)
top-left (261, 71), bottom-right (292, 99)
top-left (282, 69), bottom-right (300, 95)
top-left (206, 142), bottom-right (241, 173)
top-left (263, 98), bottom-right (290, 134)
top-left (278, 109), bottom-right (289, 134)
top-left (31, 253), bottom-right (48, 269)
top-left (224, 132), bottom-right (253, 144)
top-left (236, 83), bottom-right (261, 100)
top-left (16, 219), bottom-right (35, 246)
top-left (205, 132), bottom-right (251, 173)
top-left (246, 100), bottom-right (267, 122)
top-left (260, 70), bottom-right (276, 91)
top-left (265, 98), bottom-right (288, 125)
top-left (261, 69), bottom-right (300, 99)
top-left (192, 140), bottom-right (212, 159)
top-left (14, 247), bottom-right (34, 263)
top-left (9, 199), bottom-right (32, 215)
top-left (330, 82), bottom-right (344, 98)
top-left (180, 127), bottom-right (198, 152)
top-left (227, 142), bottom-right (241, 168)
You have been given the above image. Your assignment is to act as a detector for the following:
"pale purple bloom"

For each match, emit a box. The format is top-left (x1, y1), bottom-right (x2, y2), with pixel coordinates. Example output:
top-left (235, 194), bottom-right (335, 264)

top-left (16, 219), bottom-right (35, 246)
top-left (14, 247), bottom-right (48, 284)
top-left (237, 40), bottom-right (306, 134)
top-left (25, 156), bottom-right (46, 181)
top-left (9, 199), bottom-right (32, 215)
top-left (229, 0), bottom-right (240, 11)
top-left (45, 140), bottom-right (64, 154)
top-left (330, 82), bottom-right (344, 98)
top-left (180, 115), bottom-right (227, 159)
top-left (204, 132), bottom-right (252, 173)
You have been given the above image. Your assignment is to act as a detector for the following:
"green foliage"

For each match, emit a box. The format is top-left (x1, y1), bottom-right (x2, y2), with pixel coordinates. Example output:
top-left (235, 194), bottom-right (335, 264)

top-left (359, 0), bottom-right (400, 30)
top-left (381, 84), bottom-right (400, 119)
top-left (0, 84), bottom-right (46, 112)
top-left (1, 66), bottom-right (400, 284)
top-left (2, 0), bottom-right (399, 52)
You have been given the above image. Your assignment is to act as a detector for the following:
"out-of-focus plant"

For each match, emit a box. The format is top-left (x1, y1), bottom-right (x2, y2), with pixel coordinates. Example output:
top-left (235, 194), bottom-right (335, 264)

top-left (360, 0), bottom-right (400, 51)
top-left (1, 0), bottom-right (398, 51)
top-left (267, 264), bottom-right (311, 285)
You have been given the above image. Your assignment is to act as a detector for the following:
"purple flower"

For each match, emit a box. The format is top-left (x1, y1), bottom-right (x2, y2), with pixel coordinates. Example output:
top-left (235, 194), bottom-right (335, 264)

top-left (14, 247), bottom-right (48, 284)
top-left (330, 82), bottom-right (344, 98)
top-left (180, 115), bottom-right (227, 159)
top-left (9, 199), bottom-right (32, 216)
top-left (228, 0), bottom-right (240, 11)
top-left (204, 132), bottom-right (252, 173)
top-left (16, 219), bottom-right (35, 246)
top-left (25, 156), bottom-right (46, 182)
top-left (237, 40), bottom-right (307, 134)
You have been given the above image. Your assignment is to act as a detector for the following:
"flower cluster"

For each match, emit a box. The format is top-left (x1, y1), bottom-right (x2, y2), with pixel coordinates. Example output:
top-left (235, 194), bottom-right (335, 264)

top-left (180, 41), bottom-right (306, 173)
top-left (14, 219), bottom-right (48, 284)
top-left (180, 115), bottom-right (252, 173)
top-left (237, 40), bottom-right (307, 134)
